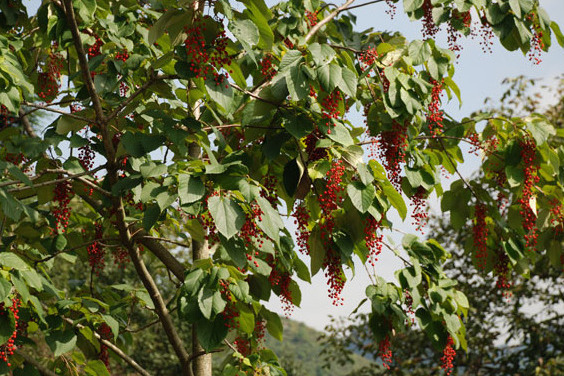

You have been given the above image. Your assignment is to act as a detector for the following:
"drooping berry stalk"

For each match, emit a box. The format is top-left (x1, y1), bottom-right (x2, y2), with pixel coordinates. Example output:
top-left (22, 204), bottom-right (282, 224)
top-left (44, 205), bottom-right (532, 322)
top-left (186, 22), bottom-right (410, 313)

top-left (52, 180), bottom-right (72, 233)
top-left (378, 335), bottom-right (393, 369)
top-left (0, 296), bottom-right (20, 367)
top-left (473, 203), bottom-right (488, 270)
top-left (527, 13), bottom-right (544, 65)
top-left (421, 0), bottom-right (440, 39)
top-left (269, 268), bottom-right (294, 317)
top-left (494, 250), bottom-right (512, 299)
top-left (364, 216), bottom-right (383, 266)
top-left (259, 54), bottom-right (277, 80)
top-left (519, 137), bottom-right (539, 251)
top-left (320, 90), bottom-right (342, 134)
top-left (441, 336), bottom-right (456, 375)
top-left (411, 187), bottom-right (429, 233)
top-left (293, 202), bottom-right (311, 255)
top-left (305, 10), bottom-right (318, 27)
top-left (97, 323), bottom-right (113, 369)
top-left (87, 222), bottom-right (106, 275)
top-left (427, 79), bottom-right (444, 136)
top-left (378, 120), bottom-right (408, 190)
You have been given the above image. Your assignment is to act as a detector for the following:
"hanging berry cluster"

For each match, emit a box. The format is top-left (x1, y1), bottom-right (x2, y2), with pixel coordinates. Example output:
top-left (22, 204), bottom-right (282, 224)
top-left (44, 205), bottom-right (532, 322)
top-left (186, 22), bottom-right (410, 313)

top-left (240, 202), bottom-right (266, 268)
top-left (233, 336), bottom-right (251, 357)
top-left (550, 200), bottom-right (564, 234)
top-left (201, 191), bottom-right (220, 246)
top-left (378, 120), bottom-right (408, 190)
top-left (183, 16), bottom-right (232, 80)
top-left (378, 335), bottom-right (393, 370)
top-left (0, 296), bottom-right (20, 367)
top-left (260, 175), bottom-right (278, 207)
top-left (473, 203), bottom-right (488, 270)
top-left (404, 289), bottom-right (415, 326)
top-left (293, 202), bottom-right (311, 255)
top-left (269, 268), bottom-right (294, 317)
top-left (411, 187), bottom-right (429, 233)
top-left (427, 79), bottom-right (444, 137)
top-left (52, 180), bottom-right (72, 233)
top-left (305, 129), bottom-right (328, 162)
top-left (385, 0), bottom-right (397, 19)
top-left (477, 16), bottom-right (495, 54)
top-left (527, 13), bottom-right (544, 65)
top-left (0, 105), bottom-right (16, 129)
top-left (259, 54), bottom-right (277, 80)
top-left (219, 279), bottom-right (239, 329)
top-left (494, 250), bottom-right (512, 299)
top-left (421, 0), bottom-right (440, 39)
top-left (305, 10), bottom-right (318, 27)
top-left (38, 50), bottom-right (63, 103)
top-left (359, 47), bottom-right (378, 77)
top-left (254, 319), bottom-right (266, 348)
top-left (320, 90), bottom-right (342, 134)
top-left (87, 222), bottom-right (106, 275)
top-left (87, 33), bottom-right (103, 58)
top-left (97, 323), bottom-right (113, 369)
top-left (441, 336), bottom-right (456, 375)
top-left (78, 142), bottom-right (95, 171)
top-left (519, 137), bottom-right (539, 251)
top-left (364, 216), bottom-right (383, 266)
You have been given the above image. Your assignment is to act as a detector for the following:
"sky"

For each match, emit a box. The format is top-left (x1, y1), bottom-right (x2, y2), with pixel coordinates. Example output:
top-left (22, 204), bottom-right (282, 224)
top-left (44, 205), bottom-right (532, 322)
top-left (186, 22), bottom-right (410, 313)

top-left (23, 0), bottom-right (564, 331)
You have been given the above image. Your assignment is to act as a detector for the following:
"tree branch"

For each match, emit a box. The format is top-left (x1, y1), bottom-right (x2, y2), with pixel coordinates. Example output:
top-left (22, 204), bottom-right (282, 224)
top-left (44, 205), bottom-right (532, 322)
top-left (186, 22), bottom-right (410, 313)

top-left (132, 229), bottom-right (186, 281)
top-left (14, 350), bottom-right (59, 376)
top-left (342, 0), bottom-right (386, 11)
top-left (21, 101), bottom-right (93, 123)
top-left (304, 0), bottom-right (356, 43)
top-left (62, 318), bottom-right (152, 376)
top-left (4, 166), bottom-right (105, 192)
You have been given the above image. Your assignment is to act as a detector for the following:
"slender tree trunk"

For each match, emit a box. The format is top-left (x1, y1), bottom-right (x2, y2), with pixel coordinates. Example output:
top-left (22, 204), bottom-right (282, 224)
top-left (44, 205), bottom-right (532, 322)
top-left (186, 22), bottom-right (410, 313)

top-left (192, 238), bottom-right (213, 376)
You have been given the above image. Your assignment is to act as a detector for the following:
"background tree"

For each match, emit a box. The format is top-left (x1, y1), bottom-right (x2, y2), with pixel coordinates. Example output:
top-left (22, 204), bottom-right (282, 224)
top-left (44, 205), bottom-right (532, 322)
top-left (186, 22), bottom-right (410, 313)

top-left (318, 74), bottom-right (564, 375)
top-left (0, 1), bottom-right (563, 376)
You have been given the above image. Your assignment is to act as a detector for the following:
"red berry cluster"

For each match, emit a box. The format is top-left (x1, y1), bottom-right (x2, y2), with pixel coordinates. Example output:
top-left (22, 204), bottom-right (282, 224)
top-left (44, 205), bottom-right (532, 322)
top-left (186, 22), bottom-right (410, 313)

top-left (234, 336), bottom-right (251, 357)
top-left (111, 247), bottom-right (130, 268)
top-left (78, 143), bottom-right (95, 171)
top-left (494, 250), bottom-right (512, 299)
top-left (269, 269), bottom-right (294, 316)
top-left (364, 216), bottom-right (383, 266)
top-left (468, 132), bottom-right (481, 155)
top-left (378, 335), bottom-right (393, 369)
top-left (283, 38), bottom-right (294, 49)
top-left (219, 279), bottom-right (240, 329)
top-left (359, 47), bottom-right (378, 77)
top-left (97, 323), bottom-right (112, 369)
top-left (260, 175), bottom-right (278, 207)
top-left (52, 180), bottom-right (72, 233)
top-left (527, 14), bottom-right (544, 65)
top-left (385, 0), bottom-right (397, 19)
top-left (0, 105), bottom-right (16, 129)
top-left (427, 79), bottom-right (444, 136)
top-left (305, 129), bottom-right (328, 162)
top-left (320, 90), bottom-right (342, 134)
top-left (404, 289), bottom-right (415, 326)
top-left (201, 191), bottom-right (220, 246)
top-left (240, 203), bottom-right (266, 266)
top-left (38, 52), bottom-right (63, 103)
top-left (473, 203), bottom-right (488, 270)
top-left (411, 187), bottom-right (429, 233)
top-left (305, 10), bottom-right (318, 27)
top-left (549, 199), bottom-right (564, 234)
top-left (87, 222), bottom-right (106, 275)
top-left (441, 336), bottom-right (456, 375)
top-left (447, 24), bottom-right (462, 58)
top-left (87, 34), bottom-right (103, 58)
top-left (183, 16), bottom-right (232, 80)
top-left (254, 319), bottom-right (266, 348)
top-left (319, 160), bottom-right (345, 240)
top-left (421, 0), bottom-right (440, 39)
top-left (293, 202), bottom-right (311, 255)
top-left (478, 17), bottom-right (495, 54)
top-left (0, 296), bottom-right (20, 367)
top-left (115, 49), bottom-right (129, 62)
top-left (378, 120), bottom-right (408, 190)
top-left (519, 137), bottom-right (539, 251)
top-left (259, 54), bottom-right (277, 80)
top-left (323, 247), bottom-right (346, 306)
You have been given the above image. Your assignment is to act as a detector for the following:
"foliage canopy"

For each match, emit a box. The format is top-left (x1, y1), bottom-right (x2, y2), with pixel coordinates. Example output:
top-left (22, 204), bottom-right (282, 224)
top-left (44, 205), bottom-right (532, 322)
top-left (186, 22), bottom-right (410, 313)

top-left (0, 0), bottom-right (563, 375)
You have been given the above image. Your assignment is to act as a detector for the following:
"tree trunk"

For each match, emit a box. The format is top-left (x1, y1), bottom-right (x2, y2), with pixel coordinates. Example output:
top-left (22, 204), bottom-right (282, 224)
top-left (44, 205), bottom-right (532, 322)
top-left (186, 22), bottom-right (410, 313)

top-left (191, 238), bottom-right (213, 376)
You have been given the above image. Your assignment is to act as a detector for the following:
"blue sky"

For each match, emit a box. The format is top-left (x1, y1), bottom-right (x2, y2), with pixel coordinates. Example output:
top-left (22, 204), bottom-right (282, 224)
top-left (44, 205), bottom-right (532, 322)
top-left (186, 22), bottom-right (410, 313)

top-left (23, 0), bottom-right (564, 331)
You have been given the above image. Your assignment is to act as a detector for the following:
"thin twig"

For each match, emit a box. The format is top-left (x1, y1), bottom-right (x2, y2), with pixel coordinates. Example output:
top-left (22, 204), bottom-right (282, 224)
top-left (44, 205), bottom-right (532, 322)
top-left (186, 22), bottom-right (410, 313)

top-left (304, 0), bottom-right (356, 43)
top-left (437, 136), bottom-right (479, 200)
top-left (22, 101), bottom-right (93, 123)
top-left (230, 83), bottom-right (286, 107)
top-left (141, 236), bottom-right (192, 249)
top-left (342, 0), bottom-right (385, 11)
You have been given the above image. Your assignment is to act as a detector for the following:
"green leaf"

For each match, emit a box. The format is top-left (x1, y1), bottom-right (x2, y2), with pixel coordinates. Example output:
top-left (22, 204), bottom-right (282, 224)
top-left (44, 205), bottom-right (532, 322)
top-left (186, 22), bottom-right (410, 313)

top-left (121, 132), bottom-right (165, 158)
top-left (238, 305), bottom-right (255, 334)
top-left (0, 311), bottom-right (15, 344)
top-left (74, 0), bottom-right (96, 23)
top-left (229, 19), bottom-right (260, 61)
top-left (404, 0), bottom-right (424, 12)
top-left (551, 21), bottom-right (564, 48)
top-left (382, 183), bottom-right (407, 220)
top-left (286, 65), bottom-right (309, 101)
top-left (196, 315), bottom-right (229, 351)
top-left (101, 315), bottom-right (119, 341)
top-left (0, 252), bottom-right (30, 270)
top-left (321, 122), bottom-right (354, 146)
top-left (0, 276), bottom-right (11, 301)
top-left (262, 308), bottom-right (283, 341)
top-left (317, 64), bottom-right (342, 92)
top-left (256, 196), bottom-right (283, 245)
top-left (308, 43), bottom-right (336, 67)
top-left (46, 329), bottom-right (78, 357)
top-left (308, 226), bottom-right (325, 277)
top-left (207, 196), bottom-right (245, 239)
top-left (283, 159), bottom-right (304, 197)
top-left (347, 182), bottom-right (375, 214)
top-left (178, 174), bottom-right (205, 204)
top-left (142, 204), bottom-right (161, 231)
top-left (0, 189), bottom-right (23, 221)
top-left (508, 0), bottom-right (521, 17)
top-left (205, 75), bottom-right (234, 111)
top-left (198, 287), bottom-right (215, 319)
top-left (55, 114), bottom-right (89, 135)
top-left (278, 50), bottom-right (303, 73)
top-left (148, 9), bottom-right (183, 45)
top-left (357, 163), bottom-right (374, 186)
top-left (84, 360), bottom-right (110, 376)
top-left (408, 40), bottom-right (432, 65)
top-left (283, 112), bottom-right (314, 139)
top-left (339, 67), bottom-right (357, 97)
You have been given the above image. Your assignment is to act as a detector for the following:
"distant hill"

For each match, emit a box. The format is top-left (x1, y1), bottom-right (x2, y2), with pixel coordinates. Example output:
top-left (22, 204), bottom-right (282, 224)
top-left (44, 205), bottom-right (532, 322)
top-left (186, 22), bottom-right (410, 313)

top-left (265, 318), bottom-right (377, 376)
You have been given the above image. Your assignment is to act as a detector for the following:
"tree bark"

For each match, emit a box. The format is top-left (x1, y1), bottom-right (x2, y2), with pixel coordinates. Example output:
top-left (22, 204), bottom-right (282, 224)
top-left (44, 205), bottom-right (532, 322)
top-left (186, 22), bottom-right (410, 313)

top-left (192, 238), bottom-right (213, 376)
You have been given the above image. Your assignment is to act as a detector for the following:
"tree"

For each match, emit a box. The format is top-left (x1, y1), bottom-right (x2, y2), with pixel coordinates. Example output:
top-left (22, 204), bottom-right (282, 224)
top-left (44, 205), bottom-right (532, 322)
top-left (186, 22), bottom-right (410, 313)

top-left (0, 0), bottom-right (563, 375)
top-left (318, 75), bottom-right (564, 375)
